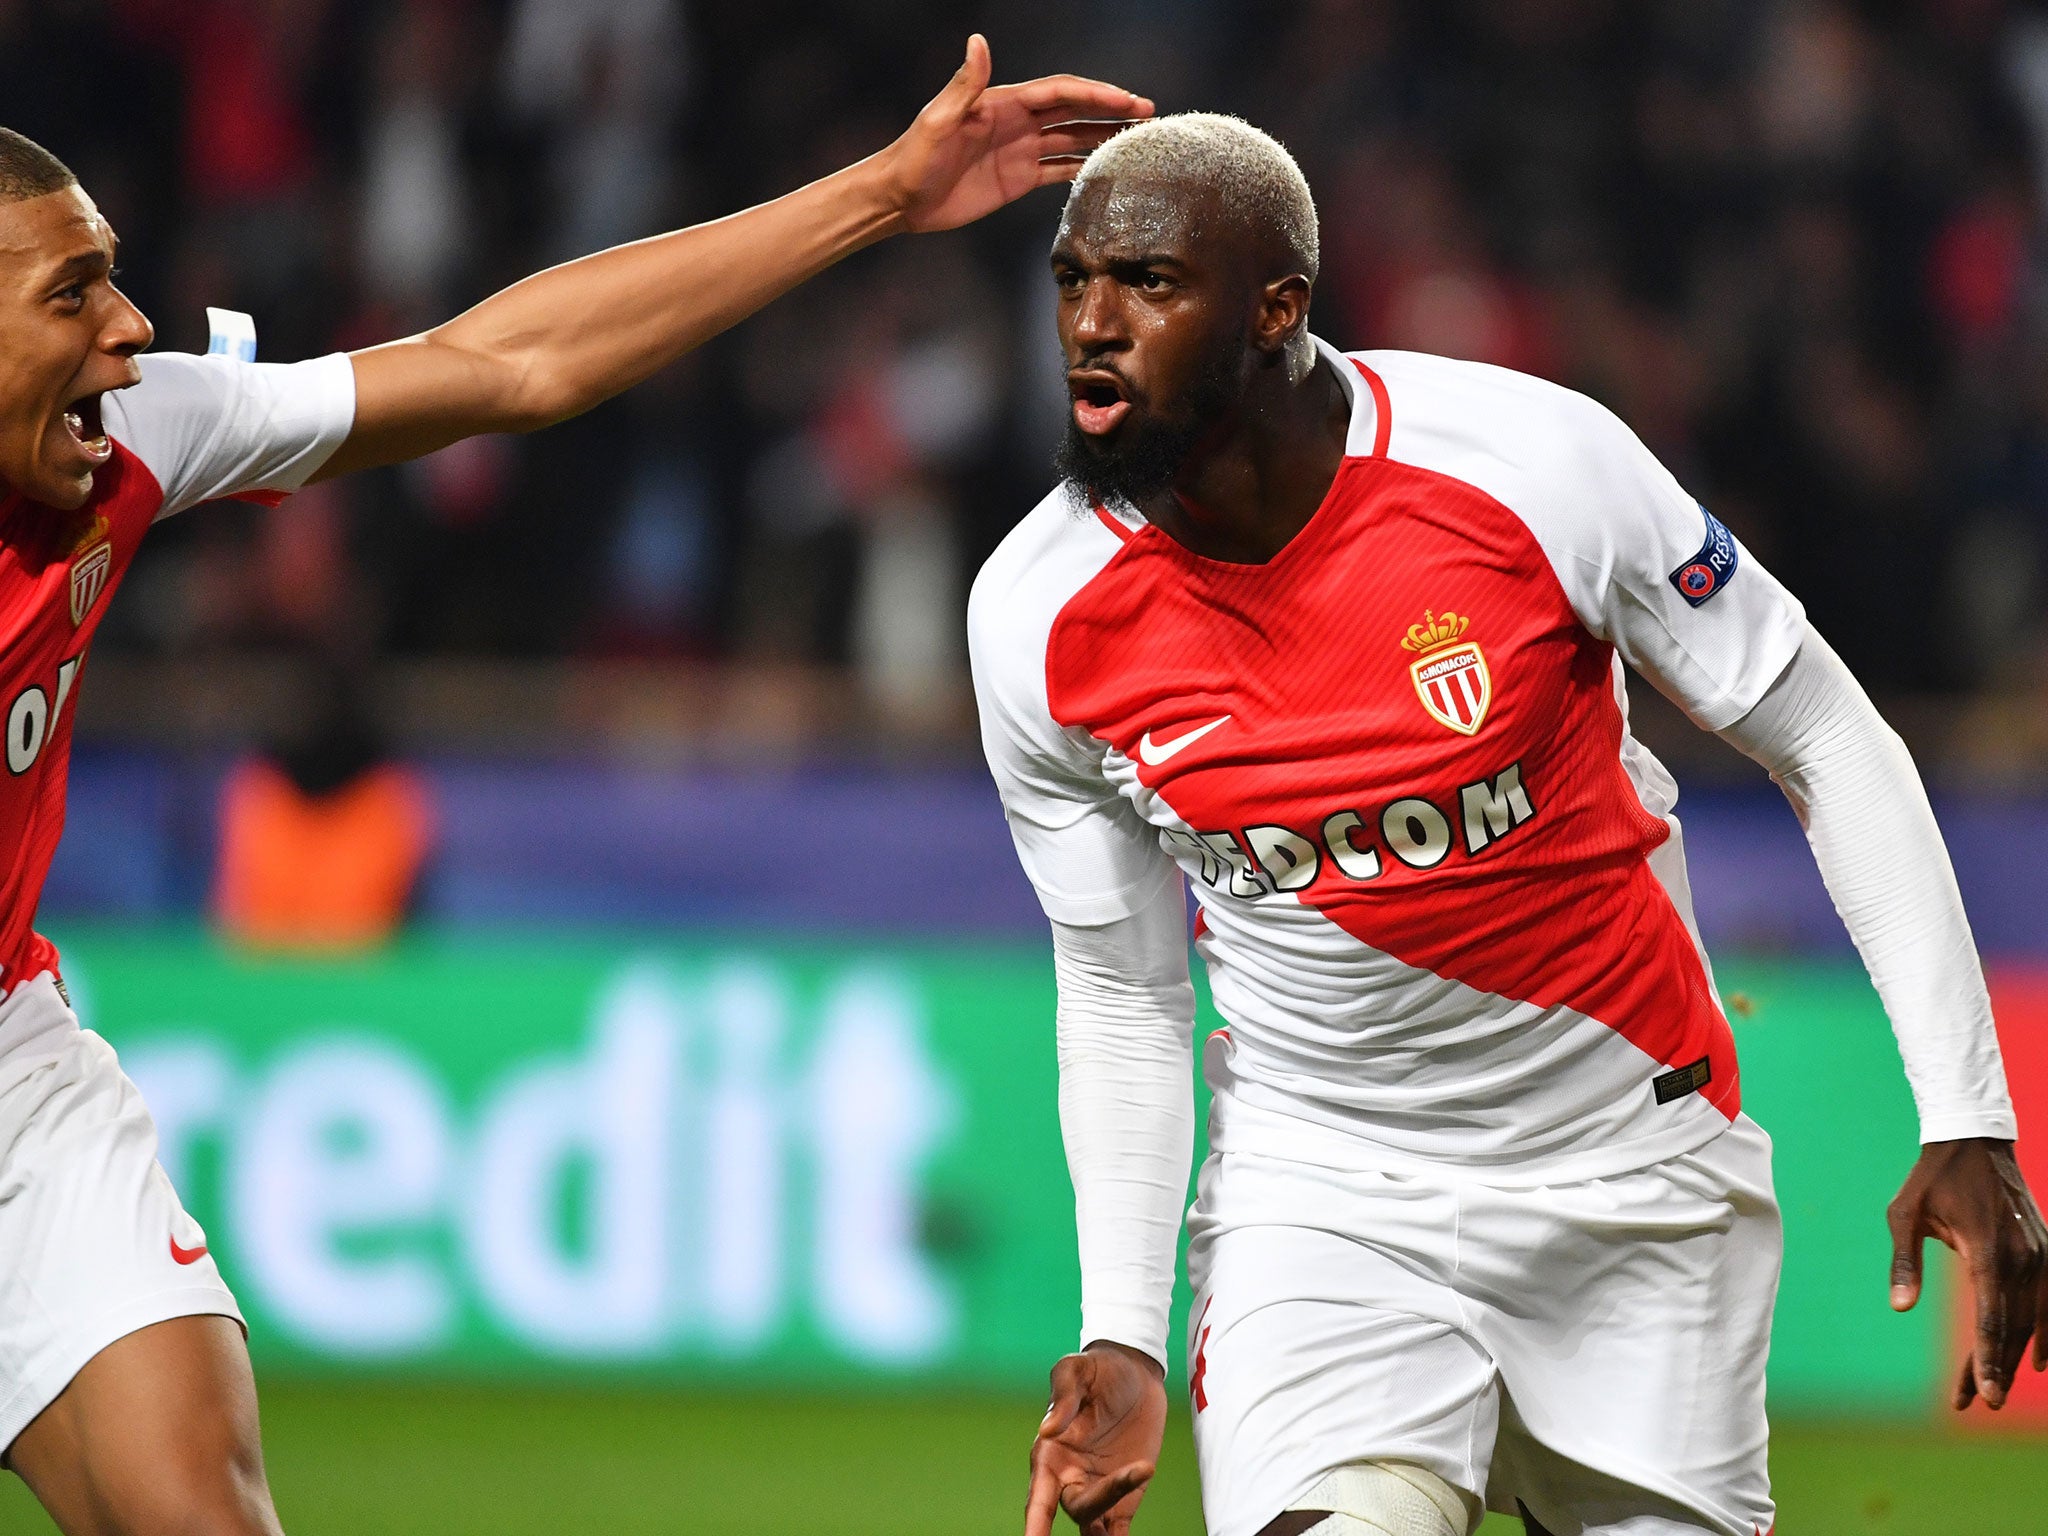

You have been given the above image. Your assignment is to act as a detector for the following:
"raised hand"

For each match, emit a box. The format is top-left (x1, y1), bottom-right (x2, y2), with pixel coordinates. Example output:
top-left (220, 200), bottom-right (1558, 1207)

top-left (1888, 1137), bottom-right (2048, 1408)
top-left (1025, 1342), bottom-right (1168, 1536)
top-left (323, 35), bottom-right (1148, 481)
top-left (878, 35), bottom-right (1153, 235)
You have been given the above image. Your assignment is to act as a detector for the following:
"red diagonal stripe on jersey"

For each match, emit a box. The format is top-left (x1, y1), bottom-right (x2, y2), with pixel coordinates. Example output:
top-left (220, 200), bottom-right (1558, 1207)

top-left (1047, 451), bottom-right (1737, 1114)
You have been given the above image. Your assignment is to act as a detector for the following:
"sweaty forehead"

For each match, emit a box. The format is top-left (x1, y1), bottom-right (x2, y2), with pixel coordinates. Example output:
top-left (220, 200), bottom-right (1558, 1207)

top-left (1056, 174), bottom-right (1225, 263)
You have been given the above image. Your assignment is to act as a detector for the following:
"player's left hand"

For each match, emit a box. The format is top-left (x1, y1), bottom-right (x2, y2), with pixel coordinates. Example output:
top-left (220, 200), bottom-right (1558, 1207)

top-left (877, 35), bottom-right (1152, 234)
top-left (1025, 1342), bottom-right (1167, 1536)
top-left (1887, 1137), bottom-right (2048, 1409)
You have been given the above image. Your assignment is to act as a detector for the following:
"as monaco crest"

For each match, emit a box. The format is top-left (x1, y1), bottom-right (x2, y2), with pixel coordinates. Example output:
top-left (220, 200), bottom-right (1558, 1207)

top-left (1402, 609), bottom-right (1491, 735)
top-left (68, 515), bottom-right (112, 627)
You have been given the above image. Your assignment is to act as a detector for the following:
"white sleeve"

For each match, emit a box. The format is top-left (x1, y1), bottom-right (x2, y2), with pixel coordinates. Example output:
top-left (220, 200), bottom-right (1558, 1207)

top-left (1051, 877), bottom-right (1196, 1369)
top-left (1534, 393), bottom-right (1808, 730)
top-left (968, 565), bottom-right (1180, 927)
top-left (101, 351), bottom-right (357, 520)
top-left (1720, 624), bottom-right (2016, 1143)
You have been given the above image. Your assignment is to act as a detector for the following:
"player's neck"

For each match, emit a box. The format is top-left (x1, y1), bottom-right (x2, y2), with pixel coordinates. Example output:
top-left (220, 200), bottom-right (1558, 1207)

top-left (1138, 355), bottom-right (1348, 565)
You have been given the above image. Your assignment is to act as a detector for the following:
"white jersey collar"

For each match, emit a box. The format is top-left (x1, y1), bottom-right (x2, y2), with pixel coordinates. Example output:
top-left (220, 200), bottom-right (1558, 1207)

top-left (1311, 333), bottom-right (1383, 459)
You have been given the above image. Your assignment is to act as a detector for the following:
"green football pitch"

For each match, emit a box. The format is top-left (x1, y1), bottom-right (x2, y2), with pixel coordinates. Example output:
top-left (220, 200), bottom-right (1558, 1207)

top-left (3, 1383), bottom-right (2045, 1534)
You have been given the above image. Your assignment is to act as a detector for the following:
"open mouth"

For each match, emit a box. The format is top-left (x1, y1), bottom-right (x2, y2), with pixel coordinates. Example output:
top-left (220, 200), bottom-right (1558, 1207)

top-left (1068, 370), bottom-right (1133, 436)
top-left (63, 392), bottom-right (112, 466)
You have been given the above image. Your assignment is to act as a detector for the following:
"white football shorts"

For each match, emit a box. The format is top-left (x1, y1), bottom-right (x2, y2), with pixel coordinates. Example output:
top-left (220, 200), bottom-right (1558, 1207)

top-left (1184, 1115), bottom-right (1779, 1536)
top-left (0, 974), bottom-right (241, 1454)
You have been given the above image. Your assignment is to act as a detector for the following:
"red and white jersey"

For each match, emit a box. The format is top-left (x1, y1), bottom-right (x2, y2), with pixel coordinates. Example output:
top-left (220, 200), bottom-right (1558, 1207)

top-left (0, 352), bottom-right (355, 1007)
top-left (970, 339), bottom-right (1807, 1181)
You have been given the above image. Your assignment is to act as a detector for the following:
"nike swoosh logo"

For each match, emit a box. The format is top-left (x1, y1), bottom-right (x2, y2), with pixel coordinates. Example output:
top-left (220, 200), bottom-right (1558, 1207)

top-left (170, 1237), bottom-right (209, 1266)
top-left (1138, 715), bottom-right (1231, 766)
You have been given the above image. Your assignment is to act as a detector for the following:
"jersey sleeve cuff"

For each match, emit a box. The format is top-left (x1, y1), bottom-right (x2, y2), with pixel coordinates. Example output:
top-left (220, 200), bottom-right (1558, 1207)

top-left (1078, 1309), bottom-right (1170, 1373)
top-left (277, 352), bottom-right (359, 491)
top-left (1920, 1108), bottom-right (2020, 1144)
top-left (1683, 601), bottom-right (1809, 732)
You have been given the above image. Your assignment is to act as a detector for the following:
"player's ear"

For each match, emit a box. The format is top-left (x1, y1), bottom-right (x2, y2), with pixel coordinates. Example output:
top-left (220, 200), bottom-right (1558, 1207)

top-left (1253, 274), bottom-right (1312, 360)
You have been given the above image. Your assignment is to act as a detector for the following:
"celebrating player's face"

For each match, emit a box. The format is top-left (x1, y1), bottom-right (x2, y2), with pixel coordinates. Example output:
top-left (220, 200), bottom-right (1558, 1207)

top-left (1050, 177), bottom-right (1251, 503)
top-left (0, 185), bottom-right (152, 511)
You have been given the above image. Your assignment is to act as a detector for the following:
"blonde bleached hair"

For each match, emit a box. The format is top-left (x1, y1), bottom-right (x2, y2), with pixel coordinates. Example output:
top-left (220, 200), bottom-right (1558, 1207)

top-left (1068, 113), bottom-right (1321, 375)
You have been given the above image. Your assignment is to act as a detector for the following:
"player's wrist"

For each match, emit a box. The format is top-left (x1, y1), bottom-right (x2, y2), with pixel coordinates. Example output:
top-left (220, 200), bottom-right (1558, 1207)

top-left (778, 154), bottom-right (909, 261)
top-left (1918, 1114), bottom-right (2020, 1146)
top-left (1083, 1337), bottom-right (1166, 1380)
top-left (841, 145), bottom-right (915, 242)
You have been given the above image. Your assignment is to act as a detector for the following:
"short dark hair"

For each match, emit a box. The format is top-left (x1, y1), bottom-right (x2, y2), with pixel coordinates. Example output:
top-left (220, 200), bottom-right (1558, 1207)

top-left (0, 128), bottom-right (77, 204)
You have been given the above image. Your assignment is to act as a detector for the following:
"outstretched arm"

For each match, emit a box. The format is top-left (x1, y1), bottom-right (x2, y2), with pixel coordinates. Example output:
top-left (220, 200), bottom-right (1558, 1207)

top-left (1719, 623), bottom-right (2046, 1410)
top-left (312, 36), bottom-right (1147, 481)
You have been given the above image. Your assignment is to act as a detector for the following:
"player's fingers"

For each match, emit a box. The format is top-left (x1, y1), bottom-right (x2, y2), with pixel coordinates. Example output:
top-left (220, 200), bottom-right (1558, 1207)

top-left (923, 33), bottom-right (992, 130)
top-left (2035, 1268), bottom-right (2048, 1371)
top-left (1038, 1355), bottom-right (1090, 1440)
top-left (1005, 72), bottom-right (1139, 111)
top-left (1028, 102), bottom-right (1149, 131)
top-left (1065, 1461), bottom-right (1156, 1525)
top-left (1034, 125), bottom-right (1124, 161)
top-left (1886, 1200), bottom-right (1925, 1311)
top-left (2018, 1208), bottom-right (2048, 1363)
top-left (1956, 1355), bottom-right (1978, 1411)
top-left (1035, 158), bottom-right (1087, 189)
top-left (1024, 1454), bottom-right (1072, 1536)
top-left (1038, 1393), bottom-right (1083, 1440)
top-left (1004, 73), bottom-right (1155, 120)
top-left (1971, 1248), bottom-right (2011, 1408)
top-left (1099, 1459), bottom-right (1156, 1508)
top-left (1995, 1233), bottom-right (2043, 1390)
top-left (963, 33), bottom-right (992, 89)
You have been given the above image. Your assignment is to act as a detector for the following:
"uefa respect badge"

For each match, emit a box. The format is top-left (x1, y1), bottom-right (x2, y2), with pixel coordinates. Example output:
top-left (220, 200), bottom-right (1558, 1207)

top-left (1668, 502), bottom-right (1739, 608)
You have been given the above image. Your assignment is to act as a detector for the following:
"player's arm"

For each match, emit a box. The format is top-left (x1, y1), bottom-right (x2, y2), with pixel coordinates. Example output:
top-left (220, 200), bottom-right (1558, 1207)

top-left (966, 548), bottom-right (1185, 1535)
top-left (1027, 893), bottom-right (1190, 1536)
top-left (311, 37), bottom-right (1147, 482)
top-left (1718, 627), bottom-right (2046, 1410)
top-left (1542, 388), bottom-right (2044, 1412)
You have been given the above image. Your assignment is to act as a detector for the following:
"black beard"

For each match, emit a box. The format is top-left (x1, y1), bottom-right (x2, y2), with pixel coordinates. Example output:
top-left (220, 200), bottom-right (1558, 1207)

top-left (1054, 337), bottom-right (1246, 508)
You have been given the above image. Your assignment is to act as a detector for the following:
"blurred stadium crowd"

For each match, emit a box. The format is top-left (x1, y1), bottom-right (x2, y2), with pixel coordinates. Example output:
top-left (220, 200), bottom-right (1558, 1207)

top-left (9, 0), bottom-right (2048, 729)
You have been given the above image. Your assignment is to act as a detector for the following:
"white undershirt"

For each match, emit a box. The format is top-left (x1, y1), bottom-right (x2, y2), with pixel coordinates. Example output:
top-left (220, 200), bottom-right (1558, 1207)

top-left (1717, 624), bottom-right (2015, 1144)
top-left (1049, 622), bottom-right (2016, 1366)
top-left (1051, 874), bottom-right (1194, 1370)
